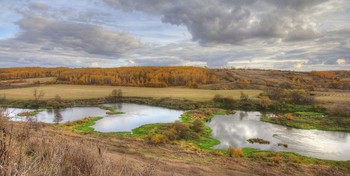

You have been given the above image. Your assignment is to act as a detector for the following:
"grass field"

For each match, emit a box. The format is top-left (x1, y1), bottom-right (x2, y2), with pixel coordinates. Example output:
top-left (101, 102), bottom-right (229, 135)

top-left (0, 77), bottom-right (56, 85)
top-left (0, 84), bottom-right (262, 101)
top-left (313, 92), bottom-right (350, 103)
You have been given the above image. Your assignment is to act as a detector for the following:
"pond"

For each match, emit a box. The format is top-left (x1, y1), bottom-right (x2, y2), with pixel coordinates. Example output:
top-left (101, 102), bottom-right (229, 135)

top-left (6, 103), bottom-right (184, 132)
top-left (207, 111), bottom-right (350, 161)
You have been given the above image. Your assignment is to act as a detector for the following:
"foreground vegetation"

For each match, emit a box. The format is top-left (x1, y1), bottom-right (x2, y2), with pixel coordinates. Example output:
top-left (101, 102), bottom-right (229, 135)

top-left (0, 113), bottom-right (146, 176)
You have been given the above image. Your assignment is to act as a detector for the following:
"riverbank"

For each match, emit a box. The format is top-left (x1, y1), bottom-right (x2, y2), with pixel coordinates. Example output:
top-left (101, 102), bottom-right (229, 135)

top-left (261, 114), bottom-right (350, 132)
top-left (0, 97), bottom-right (213, 110)
top-left (57, 110), bottom-right (350, 175)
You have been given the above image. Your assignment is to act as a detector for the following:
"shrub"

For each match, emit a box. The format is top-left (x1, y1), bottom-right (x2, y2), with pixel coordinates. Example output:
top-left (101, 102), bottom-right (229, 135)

top-left (227, 146), bottom-right (243, 157)
top-left (213, 95), bottom-right (236, 105)
top-left (272, 154), bottom-right (283, 164)
top-left (46, 100), bottom-right (65, 108)
top-left (227, 146), bottom-right (235, 157)
top-left (288, 90), bottom-right (315, 105)
top-left (163, 128), bottom-right (178, 141)
top-left (286, 113), bottom-right (294, 120)
top-left (173, 121), bottom-right (191, 139)
top-left (260, 96), bottom-right (271, 109)
top-left (148, 134), bottom-right (168, 144)
top-left (191, 119), bottom-right (204, 134)
top-left (213, 94), bottom-right (223, 103)
top-left (108, 89), bottom-right (123, 102)
top-left (265, 88), bottom-right (286, 101)
top-left (234, 148), bottom-right (244, 157)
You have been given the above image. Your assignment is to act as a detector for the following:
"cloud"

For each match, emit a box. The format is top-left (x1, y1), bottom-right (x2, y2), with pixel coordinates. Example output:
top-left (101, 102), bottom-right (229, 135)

top-left (337, 59), bottom-right (346, 65)
top-left (103, 0), bottom-right (342, 44)
top-left (29, 2), bottom-right (49, 12)
top-left (15, 16), bottom-right (142, 56)
top-left (0, 0), bottom-right (349, 70)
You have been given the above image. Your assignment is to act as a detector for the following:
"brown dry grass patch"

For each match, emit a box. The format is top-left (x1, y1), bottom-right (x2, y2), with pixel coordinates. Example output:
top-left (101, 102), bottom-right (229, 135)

top-left (0, 84), bottom-right (262, 101)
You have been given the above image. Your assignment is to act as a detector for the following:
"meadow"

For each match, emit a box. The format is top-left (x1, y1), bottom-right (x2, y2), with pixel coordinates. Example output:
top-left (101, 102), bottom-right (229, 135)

top-left (0, 84), bottom-right (262, 101)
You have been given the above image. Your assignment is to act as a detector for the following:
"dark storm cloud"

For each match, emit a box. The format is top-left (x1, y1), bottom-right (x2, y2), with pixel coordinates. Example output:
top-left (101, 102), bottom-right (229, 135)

top-left (15, 16), bottom-right (142, 56)
top-left (104, 0), bottom-right (329, 44)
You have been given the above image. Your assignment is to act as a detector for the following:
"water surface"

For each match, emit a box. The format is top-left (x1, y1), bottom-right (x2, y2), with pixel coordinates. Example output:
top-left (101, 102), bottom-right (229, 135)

top-left (92, 103), bottom-right (183, 132)
top-left (7, 107), bottom-right (107, 123)
top-left (6, 103), bottom-right (183, 132)
top-left (207, 111), bottom-right (350, 161)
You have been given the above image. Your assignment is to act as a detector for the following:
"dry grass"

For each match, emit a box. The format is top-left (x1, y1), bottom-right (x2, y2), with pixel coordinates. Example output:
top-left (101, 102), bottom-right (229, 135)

top-left (313, 92), bottom-right (350, 103)
top-left (0, 109), bottom-right (151, 176)
top-left (0, 84), bottom-right (262, 101)
top-left (0, 77), bottom-right (56, 85)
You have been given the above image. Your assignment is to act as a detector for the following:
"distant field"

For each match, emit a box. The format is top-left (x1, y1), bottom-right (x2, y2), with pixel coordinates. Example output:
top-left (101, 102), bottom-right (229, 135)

top-left (0, 77), bottom-right (56, 85)
top-left (0, 84), bottom-right (262, 101)
top-left (313, 92), bottom-right (350, 103)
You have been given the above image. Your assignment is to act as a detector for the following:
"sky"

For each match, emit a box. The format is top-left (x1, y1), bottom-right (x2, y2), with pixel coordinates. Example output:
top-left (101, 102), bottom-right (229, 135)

top-left (0, 0), bottom-right (349, 70)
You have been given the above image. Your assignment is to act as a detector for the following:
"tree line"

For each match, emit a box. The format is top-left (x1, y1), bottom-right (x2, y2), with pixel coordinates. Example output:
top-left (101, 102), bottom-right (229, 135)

top-left (0, 67), bottom-right (219, 88)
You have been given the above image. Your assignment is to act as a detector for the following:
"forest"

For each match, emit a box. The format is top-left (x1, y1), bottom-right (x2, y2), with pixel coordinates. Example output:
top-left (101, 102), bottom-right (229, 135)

top-left (1, 67), bottom-right (350, 90)
top-left (0, 67), bottom-right (219, 88)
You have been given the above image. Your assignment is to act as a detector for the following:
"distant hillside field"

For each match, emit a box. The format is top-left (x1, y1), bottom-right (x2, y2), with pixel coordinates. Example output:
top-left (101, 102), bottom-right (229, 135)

top-left (0, 67), bottom-right (349, 91)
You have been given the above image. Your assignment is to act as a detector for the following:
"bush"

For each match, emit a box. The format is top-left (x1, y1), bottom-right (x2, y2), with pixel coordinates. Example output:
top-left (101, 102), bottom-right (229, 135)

top-left (234, 148), bottom-right (244, 157)
top-left (260, 96), bottom-right (271, 109)
top-left (286, 113), bottom-right (294, 120)
top-left (227, 146), bottom-right (235, 157)
top-left (173, 121), bottom-right (191, 139)
top-left (163, 128), bottom-right (177, 141)
top-left (148, 134), bottom-right (168, 144)
top-left (106, 89), bottom-right (123, 102)
top-left (272, 154), bottom-right (283, 164)
top-left (191, 119), bottom-right (204, 134)
top-left (227, 146), bottom-right (243, 157)
top-left (213, 95), bottom-right (236, 106)
top-left (46, 100), bottom-right (65, 108)
top-left (265, 88), bottom-right (286, 101)
top-left (288, 90), bottom-right (315, 105)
